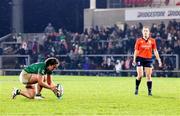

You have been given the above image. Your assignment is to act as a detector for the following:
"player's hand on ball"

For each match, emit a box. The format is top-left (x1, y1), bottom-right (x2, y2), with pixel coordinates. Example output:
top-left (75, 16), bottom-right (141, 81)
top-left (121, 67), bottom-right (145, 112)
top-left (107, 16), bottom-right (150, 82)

top-left (51, 86), bottom-right (57, 92)
top-left (53, 84), bottom-right (63, 99)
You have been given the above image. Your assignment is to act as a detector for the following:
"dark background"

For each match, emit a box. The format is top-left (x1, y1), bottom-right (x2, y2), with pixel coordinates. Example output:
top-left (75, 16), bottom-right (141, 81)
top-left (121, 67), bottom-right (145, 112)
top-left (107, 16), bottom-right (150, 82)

top-left (0, 0), bottom-right (107, 37)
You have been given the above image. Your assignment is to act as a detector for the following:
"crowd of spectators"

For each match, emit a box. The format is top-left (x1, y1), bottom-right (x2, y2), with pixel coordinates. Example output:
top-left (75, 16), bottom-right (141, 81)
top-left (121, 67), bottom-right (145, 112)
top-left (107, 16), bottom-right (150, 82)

top-left (41, 20), bottom-right (179, 76)
top-left (1, 20), bottom-right (180, 77)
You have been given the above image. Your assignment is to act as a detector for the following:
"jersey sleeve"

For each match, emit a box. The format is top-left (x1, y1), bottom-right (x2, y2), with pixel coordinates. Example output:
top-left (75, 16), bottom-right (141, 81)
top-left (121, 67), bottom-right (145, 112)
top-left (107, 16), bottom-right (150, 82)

top-left (38, 68), bottom-right (45, 75)
top-left (152, 39), bottom-right (157, 50)
top-left (46, 70), bottom-right (52, 75)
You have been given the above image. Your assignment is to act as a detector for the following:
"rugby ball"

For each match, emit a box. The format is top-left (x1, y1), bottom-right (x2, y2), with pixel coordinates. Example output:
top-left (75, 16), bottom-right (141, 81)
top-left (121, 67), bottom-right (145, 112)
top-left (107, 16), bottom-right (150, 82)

top-left (56, 84), bottom-right (64, 99)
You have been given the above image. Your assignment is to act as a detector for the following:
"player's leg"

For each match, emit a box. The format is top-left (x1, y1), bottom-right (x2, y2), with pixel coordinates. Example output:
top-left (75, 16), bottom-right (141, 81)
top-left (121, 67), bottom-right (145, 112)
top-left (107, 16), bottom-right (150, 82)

top-left (35, 76), bottom-right (46, 99)
top-left (20, 84), bottom-right (36, 99)
top-left (135, 66), bottom-right (144, 95)
top-left (145, 67), bottom-right (153, 96)
top-left (24, 74), bottom-right (48, 99)
top-left (12, 84), bottom-right (35, 99)
top-left (12, 71), bottom-right (39, 99)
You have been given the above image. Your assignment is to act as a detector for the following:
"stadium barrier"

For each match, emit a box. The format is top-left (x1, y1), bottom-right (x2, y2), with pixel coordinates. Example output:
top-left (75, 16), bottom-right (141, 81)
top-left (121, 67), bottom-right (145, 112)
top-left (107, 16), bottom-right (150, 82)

top-left (0, 54), bottom-right (179, 77)
top-left (0, 34), bottom-right (12, 42)
top-left (57, 54), bottom-right (179, 69)
top-left (55, 54), bottom-right (179, 77)
top-left (0, 55), bottom-right (30, 75)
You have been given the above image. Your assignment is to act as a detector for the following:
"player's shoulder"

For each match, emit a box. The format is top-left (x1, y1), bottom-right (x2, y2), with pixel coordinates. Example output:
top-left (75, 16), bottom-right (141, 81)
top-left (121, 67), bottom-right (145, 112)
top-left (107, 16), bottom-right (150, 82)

top-left (149, 37), bottom-right (155, 40)
top-left (149, 37), bottom-right (156, 42)
top-left (37, 62), bottom-right (46, 67)
top-left (31, 62), bottom-right (45, 67)
top-left (136, 38), bottom-right (143, 42)
top-left (137, 37), bottom-right (142, 40)
top-left (38, 62), bottom-right (46, 65)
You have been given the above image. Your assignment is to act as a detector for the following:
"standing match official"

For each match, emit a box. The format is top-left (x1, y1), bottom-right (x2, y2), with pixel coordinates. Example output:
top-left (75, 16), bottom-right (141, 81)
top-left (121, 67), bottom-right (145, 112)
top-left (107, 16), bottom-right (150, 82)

top-left (132, 26), bottom-right (162, 96)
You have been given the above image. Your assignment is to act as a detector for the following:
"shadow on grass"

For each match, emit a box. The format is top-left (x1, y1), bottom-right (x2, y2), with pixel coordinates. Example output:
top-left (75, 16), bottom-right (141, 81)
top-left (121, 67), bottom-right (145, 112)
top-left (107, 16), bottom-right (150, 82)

top-left (151, 95), bottom-right (177, 100)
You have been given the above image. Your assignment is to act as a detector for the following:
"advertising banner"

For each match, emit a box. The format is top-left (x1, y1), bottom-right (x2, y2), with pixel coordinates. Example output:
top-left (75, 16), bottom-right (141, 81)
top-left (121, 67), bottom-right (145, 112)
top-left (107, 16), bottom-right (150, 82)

top-left (125, 7), bottom-right (180, 21)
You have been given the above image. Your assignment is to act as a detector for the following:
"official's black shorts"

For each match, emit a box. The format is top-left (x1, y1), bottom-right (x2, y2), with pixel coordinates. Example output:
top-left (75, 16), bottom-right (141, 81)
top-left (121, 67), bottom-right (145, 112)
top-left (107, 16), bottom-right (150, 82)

top-left (136, 56), bottom-right (153, 67)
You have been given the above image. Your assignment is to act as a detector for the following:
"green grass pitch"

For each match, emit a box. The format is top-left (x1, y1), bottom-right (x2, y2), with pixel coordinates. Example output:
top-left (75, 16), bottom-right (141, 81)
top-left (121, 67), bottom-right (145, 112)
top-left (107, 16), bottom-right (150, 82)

top-left (0, 76), bottom-right (180, 115)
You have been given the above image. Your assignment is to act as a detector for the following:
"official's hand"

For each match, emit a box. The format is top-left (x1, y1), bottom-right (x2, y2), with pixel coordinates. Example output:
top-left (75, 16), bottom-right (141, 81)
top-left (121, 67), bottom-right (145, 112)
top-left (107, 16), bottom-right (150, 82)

top-left (132, 60), bottom-right (136, 67)
top-left (158, 60), bottom-right (162, 67)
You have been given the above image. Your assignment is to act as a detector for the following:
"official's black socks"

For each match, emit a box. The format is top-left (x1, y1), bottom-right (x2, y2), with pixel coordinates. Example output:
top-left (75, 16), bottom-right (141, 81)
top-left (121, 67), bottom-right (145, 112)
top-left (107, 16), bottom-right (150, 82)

top-left (147, 81), bottom-right (152, 93)
top-left (136, 79), bottom-right (141, 90)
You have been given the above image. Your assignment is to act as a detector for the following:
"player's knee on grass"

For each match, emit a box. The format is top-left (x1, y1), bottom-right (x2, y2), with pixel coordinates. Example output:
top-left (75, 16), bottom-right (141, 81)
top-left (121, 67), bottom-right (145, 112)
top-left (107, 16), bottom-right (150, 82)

top-left (27, 92), bottom-right (35, 99)
top-left (27, 91), bottom-right (35, 99)
top-left (26, 85), bottom-right (36, 99)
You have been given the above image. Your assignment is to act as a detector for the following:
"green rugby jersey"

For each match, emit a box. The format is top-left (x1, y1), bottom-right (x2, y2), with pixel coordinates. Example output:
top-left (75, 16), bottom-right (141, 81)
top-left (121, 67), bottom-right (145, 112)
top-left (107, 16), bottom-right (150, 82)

top-left (24, 62), bottom-right (52, 75)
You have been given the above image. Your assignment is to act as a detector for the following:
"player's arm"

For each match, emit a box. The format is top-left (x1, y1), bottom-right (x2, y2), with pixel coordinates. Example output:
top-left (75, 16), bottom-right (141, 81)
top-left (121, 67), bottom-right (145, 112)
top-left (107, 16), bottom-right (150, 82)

top-left (37, 74), bottom-right (55, 90)
top-left (47, 74), bottom-right (63, 98)
top-left (132, 49), bottom-right (138, 66)
top-left (153, 49), bottom-right (162, 67)
top-left (47, 74), bottom-right (56, 87)
top-left (132, 39), bottom-right (140, 66)
top-left (133, 39), bottom-right (139, 66)
top-left (153, 39), bottom-right (162, 67)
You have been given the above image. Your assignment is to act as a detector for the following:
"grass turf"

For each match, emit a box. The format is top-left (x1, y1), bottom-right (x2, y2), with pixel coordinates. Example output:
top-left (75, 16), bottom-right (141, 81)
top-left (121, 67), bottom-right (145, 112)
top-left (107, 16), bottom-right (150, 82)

top-left (0, 76), bottom-right (180, 115)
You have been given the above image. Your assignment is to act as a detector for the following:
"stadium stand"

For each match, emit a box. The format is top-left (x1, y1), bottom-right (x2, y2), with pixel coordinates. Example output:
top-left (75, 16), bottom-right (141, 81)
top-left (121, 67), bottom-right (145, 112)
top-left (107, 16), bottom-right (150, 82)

top-left (123, 0), bottom-right (153, 7)
top-left (0, 20), bottom-right (179, 77)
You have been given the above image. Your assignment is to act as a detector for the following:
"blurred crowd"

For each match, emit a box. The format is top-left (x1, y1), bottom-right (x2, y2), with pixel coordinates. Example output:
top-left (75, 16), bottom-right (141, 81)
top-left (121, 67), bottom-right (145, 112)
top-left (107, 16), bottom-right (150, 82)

top-left (1, 20), bottom-right (180, 77)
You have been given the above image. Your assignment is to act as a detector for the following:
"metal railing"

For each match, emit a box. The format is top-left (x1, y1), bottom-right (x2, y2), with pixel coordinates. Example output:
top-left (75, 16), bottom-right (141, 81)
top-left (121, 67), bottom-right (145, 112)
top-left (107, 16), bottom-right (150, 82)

top-left (0, 54), bottom-right (179, 77)
top-left (0, 55), bottom-right (30, 75)
top-left (0, 34), bottom-right (12, 42)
